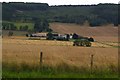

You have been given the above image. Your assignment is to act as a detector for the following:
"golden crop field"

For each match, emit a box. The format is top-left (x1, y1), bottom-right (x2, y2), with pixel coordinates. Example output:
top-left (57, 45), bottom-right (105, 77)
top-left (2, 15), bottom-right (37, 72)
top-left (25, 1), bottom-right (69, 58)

top-left (2, 36), bottom-right (118, 69)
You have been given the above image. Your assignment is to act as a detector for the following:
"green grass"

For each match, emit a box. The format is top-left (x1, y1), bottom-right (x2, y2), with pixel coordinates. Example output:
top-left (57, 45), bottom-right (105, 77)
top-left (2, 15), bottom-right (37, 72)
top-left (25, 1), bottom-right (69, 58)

top-left (2, 62), bottom-right (118, 78)
top-left (3, 71), bottom-right (118, 78)
top-left (14, 22), bottom-right (34, 30)
top-left (3, 21), bottom-right (34, 30)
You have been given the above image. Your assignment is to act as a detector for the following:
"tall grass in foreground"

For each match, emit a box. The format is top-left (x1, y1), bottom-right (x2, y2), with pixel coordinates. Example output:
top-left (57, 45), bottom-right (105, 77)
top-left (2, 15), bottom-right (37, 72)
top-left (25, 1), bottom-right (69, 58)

top-left (2, 62), bottom-right (118, 78)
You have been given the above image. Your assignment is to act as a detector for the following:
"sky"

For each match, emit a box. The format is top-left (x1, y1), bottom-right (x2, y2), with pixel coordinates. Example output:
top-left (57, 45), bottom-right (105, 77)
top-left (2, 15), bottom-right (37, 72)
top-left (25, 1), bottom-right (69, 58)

top-left (0, 0), bottom-right (119, 5)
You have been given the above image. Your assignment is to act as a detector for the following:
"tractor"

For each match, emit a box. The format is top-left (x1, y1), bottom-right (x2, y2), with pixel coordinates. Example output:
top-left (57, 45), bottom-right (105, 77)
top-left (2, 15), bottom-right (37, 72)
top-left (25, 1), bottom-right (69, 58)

top-left (73, 39), bottom-right (92, 47)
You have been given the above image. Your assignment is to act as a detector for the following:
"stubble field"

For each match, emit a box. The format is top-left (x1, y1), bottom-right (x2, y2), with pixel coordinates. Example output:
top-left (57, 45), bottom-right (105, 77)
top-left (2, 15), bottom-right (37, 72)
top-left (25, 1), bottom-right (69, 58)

top-left (2, 37), bottom-right (118, 69)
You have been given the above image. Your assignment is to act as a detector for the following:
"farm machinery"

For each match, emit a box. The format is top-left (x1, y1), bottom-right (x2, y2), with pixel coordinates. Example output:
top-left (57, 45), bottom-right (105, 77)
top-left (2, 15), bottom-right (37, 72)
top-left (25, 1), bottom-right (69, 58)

top-left (72, 34), bottom-right (94, 47)
top-left (73, 39), bottom-right (92, 47)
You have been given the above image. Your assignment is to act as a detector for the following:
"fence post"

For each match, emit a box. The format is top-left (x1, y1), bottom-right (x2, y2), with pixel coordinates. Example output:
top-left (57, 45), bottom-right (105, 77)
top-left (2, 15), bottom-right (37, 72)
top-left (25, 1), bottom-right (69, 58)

top-left (90, 54), bottom-right (94, 74)
top-left (40, 51), bottom-right (43, 66)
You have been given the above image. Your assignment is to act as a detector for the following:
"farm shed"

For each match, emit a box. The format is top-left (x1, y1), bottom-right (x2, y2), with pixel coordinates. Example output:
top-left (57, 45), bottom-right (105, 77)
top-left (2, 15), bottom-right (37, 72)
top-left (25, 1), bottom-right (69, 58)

top-left (31, 32), bottom-right (48, 37)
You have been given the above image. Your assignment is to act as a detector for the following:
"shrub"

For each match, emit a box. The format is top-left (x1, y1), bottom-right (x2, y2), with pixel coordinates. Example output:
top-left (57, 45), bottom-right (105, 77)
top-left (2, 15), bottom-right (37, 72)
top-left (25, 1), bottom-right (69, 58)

top-left (8, 31), bottom-right (13, 37)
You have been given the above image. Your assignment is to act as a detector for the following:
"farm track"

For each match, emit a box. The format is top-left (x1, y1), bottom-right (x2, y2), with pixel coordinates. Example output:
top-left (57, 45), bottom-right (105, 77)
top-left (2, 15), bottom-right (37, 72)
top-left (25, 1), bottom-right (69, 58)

top-left (96, 41), bottom-right (119, 48)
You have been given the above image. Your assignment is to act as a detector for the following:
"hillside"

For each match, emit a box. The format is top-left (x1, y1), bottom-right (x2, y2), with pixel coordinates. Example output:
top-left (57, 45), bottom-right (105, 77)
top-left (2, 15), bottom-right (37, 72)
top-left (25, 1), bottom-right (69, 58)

top-left (2, 2), bottom-right (119, 26)
top-left (50, 23), bottom-right (118, 41)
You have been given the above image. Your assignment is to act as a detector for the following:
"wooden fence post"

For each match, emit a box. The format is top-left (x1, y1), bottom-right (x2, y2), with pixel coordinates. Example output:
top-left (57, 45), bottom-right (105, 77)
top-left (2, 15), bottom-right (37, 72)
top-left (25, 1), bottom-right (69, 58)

top-left (40, 51), bottom-right (43, 66)
top-left (90, 54), bottom-right (94, 74)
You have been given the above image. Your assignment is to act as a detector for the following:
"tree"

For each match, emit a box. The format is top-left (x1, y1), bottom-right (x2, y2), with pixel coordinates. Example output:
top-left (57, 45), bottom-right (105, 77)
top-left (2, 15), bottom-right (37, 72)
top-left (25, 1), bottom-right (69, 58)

top-left (8, 31), bottom-right (13, 37)
top-left (89, 17), bottom-right (107, 26)
top-left (34, 20), bottom-right (42, 32)
top-left (34, 18), bottom-right (49, 32)
top-left (19, 25), bottom-right (28, 31)
top-left (19, 26), bottom-right (23, 31)
top-left (47, 28), bottom-right (53, 32)
top-left (2, 23), bottom-right (17, 30)
top-left (23, 25), bottom-right (28, 31)
top-left (92, 3), bottom-right (118, 26)
top-left (66, 34), bottom-right (70, 41)
top-left (72, 33), bottom-right (79, 39)
top-left (47, 32), bottom-right (53, 40)
top-left (9, 23), bottom-right (17, 30)
top-left (26, 34), bottom-right (29, 37)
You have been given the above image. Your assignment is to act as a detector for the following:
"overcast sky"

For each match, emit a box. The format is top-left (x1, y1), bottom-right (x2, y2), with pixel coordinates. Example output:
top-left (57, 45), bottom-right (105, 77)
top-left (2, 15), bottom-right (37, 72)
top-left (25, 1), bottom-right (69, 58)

top-left (1, 0), bottom-right (119, 5)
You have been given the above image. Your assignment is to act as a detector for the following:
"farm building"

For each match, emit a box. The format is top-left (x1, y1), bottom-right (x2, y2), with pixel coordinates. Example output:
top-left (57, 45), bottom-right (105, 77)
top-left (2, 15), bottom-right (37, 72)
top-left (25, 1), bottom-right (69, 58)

top-left (29, 32), bottom-right (47, 37)
top-left (27, 32), bottom-right (94, 41)
top-left (27, 32), bottom-right (48, 40)
top-left (46, 32), bottom-right (69, 41)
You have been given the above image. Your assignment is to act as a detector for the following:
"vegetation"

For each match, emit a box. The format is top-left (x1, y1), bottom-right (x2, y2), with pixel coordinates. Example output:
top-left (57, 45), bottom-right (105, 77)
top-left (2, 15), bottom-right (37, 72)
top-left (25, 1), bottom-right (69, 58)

top-left (2, 2), bottom-right (119, 29)
top-left (2, 62), bottom-right (118, 78)
top-left (2, 22), bottom-right (17, 30)
top-left (2, 20), bottom-right (51, 32)
top-left (8, 31), bottom-right (13, 37)
top-left (2, 2), bottom-right (119, 79)
top-left (33, 18), bottom-right (50, 32)
top-left (2, 21), bottom-right (34, 30)
top-left (19, 25), bottom-right (28, 31)
top-left (47, 32), bottom-right (54, 40)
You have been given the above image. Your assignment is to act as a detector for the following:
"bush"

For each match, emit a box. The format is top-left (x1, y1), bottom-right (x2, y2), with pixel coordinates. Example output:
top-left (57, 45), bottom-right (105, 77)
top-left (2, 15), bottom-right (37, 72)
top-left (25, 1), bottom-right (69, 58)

top-left (47, 32), bottom-right (53, 40)
top-left (26, 34), bottom-right (28, 37)
top-left (8, 31), bottom-right (13, 37)
top-left (89, 18), bottom-right (107, 26)
top-left (2, 23), bottom-right (17, 30)
top-left (19, 25), bottom-right (28, 31)
top-left (72, 33), bottom-right (79, 39)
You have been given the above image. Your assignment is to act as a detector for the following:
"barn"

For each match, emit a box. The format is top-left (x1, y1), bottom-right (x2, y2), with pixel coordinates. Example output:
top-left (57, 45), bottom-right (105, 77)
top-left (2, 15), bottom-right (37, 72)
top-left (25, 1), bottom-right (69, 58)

top-left (31, 33), bottom-right (47, 38)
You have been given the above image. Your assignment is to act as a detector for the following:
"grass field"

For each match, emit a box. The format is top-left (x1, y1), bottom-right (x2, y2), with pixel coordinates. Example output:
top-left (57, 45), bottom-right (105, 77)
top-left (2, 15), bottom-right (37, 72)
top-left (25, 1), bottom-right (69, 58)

top-left (14, 22), bottom-right (34, 30)
top-left (3, 21), bottom-right (34, 30)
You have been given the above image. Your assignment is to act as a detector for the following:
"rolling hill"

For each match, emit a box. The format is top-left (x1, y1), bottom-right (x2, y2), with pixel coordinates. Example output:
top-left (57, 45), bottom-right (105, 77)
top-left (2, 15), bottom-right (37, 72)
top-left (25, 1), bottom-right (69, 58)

top-left (50, 23), bottom-right (118, 41)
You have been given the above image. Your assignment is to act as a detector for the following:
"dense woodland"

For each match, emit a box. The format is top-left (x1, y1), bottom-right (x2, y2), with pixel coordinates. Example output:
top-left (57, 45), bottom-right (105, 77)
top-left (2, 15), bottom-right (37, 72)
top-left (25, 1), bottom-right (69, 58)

top-left (2, 2), bottom-right (119, 32)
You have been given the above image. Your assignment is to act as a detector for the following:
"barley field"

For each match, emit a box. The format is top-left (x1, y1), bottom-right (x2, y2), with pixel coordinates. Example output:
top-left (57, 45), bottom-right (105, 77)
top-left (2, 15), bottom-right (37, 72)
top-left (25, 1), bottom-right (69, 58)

top-left (2, 37), bottom-right (118, 69)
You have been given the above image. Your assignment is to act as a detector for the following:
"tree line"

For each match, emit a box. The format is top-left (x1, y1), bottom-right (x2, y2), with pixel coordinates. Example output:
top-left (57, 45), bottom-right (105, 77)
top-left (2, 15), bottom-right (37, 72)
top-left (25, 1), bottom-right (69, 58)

top-left (2, 22), bottom-right (28, 31)
top-left (2, 2), bottom-right (119, 29)
top-left (2, 18), bottom-right (52, 33)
